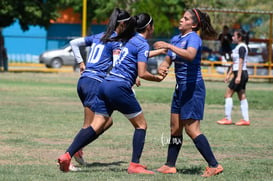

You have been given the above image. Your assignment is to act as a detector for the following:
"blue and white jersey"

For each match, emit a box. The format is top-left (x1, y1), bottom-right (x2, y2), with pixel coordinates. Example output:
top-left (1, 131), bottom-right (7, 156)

top-left (106, 33), bottom-right (149, 87)
top-left (81, 32), bottom-right (122, 82)
top-left (167, 32), bottom-right (203, 84)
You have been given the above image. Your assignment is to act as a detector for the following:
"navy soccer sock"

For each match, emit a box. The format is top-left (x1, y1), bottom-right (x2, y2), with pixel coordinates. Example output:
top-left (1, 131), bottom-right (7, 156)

top-left (193, 134), bottom-right (218, 167)
top-left (166, 135), bottom-right (183, 167)
top-left (131, 129), bottom-right (146, 163)
top-left (66, 126), bottom-right (97, 157)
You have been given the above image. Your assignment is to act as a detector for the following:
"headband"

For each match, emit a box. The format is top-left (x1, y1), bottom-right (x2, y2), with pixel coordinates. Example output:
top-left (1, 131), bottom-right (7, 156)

top-left (137, 17), bottom-right (153, 30)
top-left (117, 17), bottom-right (131, 22)
top-left (192, 9), bottom-right (201, 25)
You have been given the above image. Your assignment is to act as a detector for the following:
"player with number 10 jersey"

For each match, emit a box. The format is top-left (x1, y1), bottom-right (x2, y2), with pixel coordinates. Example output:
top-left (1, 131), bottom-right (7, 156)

top-left (81, 32), bottom-right (122, 82)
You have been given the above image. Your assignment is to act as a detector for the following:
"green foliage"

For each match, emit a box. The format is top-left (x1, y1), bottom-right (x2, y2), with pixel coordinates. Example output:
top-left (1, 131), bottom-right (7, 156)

top-left (0, 0), bottom-right (271, 38)
top-left (92, 0), bottom-right (120, 22)
top-left (131, 0), bottom-right (186, 36)
top-left (82, 0), bottom-right (187, 36)
top-left (184, 0), bottom-right (273, 38)
top-left (0, 0), bottom-right (69, 31)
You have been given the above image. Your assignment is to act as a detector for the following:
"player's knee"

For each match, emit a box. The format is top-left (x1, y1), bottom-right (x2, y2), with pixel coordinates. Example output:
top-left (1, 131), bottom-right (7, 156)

top-left (133, 121), bottom-right (147, 130)
top-left (185, 128), bottom-right (201, 139)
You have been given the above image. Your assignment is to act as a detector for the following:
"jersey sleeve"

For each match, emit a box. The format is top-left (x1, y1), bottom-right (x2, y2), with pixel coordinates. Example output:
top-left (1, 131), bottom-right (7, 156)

top-left (187, 34), bottom-right (201, 50)
top-left (70, 37), bottom-right (86, 64)
top-left (84, 35), bottom-right (95, 46)
top-left (137, 43), bottom-right (149, 63)
top-left (239, 46), bottom-right (246, 59)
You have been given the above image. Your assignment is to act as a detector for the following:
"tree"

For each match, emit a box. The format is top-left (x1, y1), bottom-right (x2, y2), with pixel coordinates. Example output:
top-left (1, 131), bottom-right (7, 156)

top-left (1, 0), bottom-right (270, 38)
top-left (131, 0), bottom-right (187, 37)
top-left (184, 0), bottom-right (273, 39)
top-left (0, 0), bottom-right (73, 70)
top-left (0, 0), bottom-right (72, 31)
top-left (76, 0), bottom-right (188, 37)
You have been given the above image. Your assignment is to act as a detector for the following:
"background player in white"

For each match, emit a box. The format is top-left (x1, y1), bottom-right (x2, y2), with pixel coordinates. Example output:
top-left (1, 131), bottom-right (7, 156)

top-left (217, 29), bottom-right (250, 126)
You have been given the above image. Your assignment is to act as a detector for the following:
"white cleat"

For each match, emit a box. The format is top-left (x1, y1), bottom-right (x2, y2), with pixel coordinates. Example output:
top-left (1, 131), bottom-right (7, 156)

top-left (69, 163), bottom-right (81, 172)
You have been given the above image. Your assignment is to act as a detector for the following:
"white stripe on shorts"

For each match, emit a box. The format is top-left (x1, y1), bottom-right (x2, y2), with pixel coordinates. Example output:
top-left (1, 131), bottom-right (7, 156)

top-left (124, 111), bottom-right (142, 119)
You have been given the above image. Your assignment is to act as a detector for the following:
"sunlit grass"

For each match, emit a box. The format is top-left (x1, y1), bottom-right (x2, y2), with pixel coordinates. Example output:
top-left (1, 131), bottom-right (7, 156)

top-left (0, 72), bottom-right (272, 181)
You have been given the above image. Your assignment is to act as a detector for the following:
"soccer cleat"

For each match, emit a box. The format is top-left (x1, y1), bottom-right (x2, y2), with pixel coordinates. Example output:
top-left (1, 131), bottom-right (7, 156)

top-left (216, 118), bottom-right (232, 125)
top-left (201, 164), bottom-right (223, 177)
top-left (57, 152), bottom-right (71, 172)
top-left (127, 162), bottom-right (155, 174)
top-left (74, 149), bottom-right (86, 166)
top-left (235, 119), bottom-right (250, 126)
top-left (69, 163), bottom-right (82, 172)
top-left (156, 165), bottom-right (177, 174)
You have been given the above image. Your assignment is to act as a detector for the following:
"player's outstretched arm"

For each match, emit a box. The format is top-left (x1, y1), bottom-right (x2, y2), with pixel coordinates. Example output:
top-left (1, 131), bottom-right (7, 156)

top-left (138, 62), bottom-right (165, 82)
top-left (149, 49), bottom-right (167, 58)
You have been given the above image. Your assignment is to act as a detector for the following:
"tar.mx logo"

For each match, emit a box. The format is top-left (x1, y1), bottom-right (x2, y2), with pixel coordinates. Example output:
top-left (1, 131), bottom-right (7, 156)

top-left (160, 133), bottom-right (182, 146)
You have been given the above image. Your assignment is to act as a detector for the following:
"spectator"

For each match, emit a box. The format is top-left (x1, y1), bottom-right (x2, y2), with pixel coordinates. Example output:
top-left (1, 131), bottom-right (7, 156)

top-left (218, 25), bottom-right (232, 61)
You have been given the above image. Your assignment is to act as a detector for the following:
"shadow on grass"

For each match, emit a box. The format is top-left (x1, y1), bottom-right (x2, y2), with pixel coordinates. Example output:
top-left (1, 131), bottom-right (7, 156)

top-left (71, 161), bottom-right (127, 173)
top-left (75, 163), bottom-right (203, 174)
top-left (176, 166), bottom-right (203, 175)
top-left (85, 161), bottom-right (126, 167)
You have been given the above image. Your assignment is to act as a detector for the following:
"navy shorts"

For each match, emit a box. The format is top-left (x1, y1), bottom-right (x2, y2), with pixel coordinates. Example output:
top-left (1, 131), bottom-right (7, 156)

top-left (171, 80), bottom-right (205, 120)
top-left (228, 70), bottom-right (248, 92)
top-left (94, 80), bottom-right (142, 118)
top-left (77, 76), bottom-right (101, 111)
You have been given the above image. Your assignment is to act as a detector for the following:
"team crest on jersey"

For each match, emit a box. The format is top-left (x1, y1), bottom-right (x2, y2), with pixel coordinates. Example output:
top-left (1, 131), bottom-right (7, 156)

top-left (144, 51), bottom-right (149, 58)
top-left (181, 41), bottom-right (187, 48)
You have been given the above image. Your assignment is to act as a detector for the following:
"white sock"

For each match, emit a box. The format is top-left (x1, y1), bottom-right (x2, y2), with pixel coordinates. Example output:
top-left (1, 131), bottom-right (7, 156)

top-left (240, 99), bottom-right (249, 122)
top-left (225, 97), bottom-right (233, 120)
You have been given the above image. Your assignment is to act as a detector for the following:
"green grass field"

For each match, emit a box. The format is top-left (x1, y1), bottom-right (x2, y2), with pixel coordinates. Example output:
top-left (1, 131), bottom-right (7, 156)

top-left (0, 72), bottom-right (272, 181)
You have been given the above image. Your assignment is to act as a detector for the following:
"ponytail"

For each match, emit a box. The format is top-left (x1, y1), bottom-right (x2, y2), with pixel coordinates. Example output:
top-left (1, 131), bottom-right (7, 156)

top-left (101, 8), bottom-right (131, 43)
top-left (110, 17), bottom-right (136, 43)
top-left (189, 9), bottom-right (218, 39)
top-left (110, 13), bottom-right (154, 43)
top-left (101, 8), bottom-right (120, 43)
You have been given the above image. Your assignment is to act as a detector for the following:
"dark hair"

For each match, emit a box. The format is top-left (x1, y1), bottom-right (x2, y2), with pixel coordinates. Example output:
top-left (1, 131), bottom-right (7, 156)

top-left (109, 16), bottom-right (136, 43)
top-left (235, 29), bottom-right (249, 45)
top-left (223, 25), bottom-right (229, 30)
top-left (188, 9), bottom-right (218, 39)
top-left (135, 13), bottom-right (153, 33)
top-left (101, 8), bottom-right (131, 43)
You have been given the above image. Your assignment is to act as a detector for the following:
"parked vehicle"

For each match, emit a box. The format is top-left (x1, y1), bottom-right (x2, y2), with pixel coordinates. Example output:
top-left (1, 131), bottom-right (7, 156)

top-left (39, 45), bottom-right (76, 68)
top-left (248, 42), bottom-right (267, 63)
top-left (39, 45), bottom-right (159, 74)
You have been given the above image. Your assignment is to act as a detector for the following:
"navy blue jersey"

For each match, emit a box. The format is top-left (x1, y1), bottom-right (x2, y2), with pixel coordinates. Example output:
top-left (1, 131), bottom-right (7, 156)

top-left (81, 32), bottom-right (122, 82)
top-left (106, 33), bottom-right (150, 86)
top-left (167, 32), bottom-right (203, 84)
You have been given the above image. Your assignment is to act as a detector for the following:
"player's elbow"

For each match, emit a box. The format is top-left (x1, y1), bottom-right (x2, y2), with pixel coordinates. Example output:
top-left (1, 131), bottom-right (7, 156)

top-left (138, 72), bottom-right (146, 79)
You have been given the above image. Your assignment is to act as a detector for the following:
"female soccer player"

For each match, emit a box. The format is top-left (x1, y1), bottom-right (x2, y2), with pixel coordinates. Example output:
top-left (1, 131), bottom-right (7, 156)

top-left (217, 29), bottom-right (250, 126)
top-left (153, 8), bottom-right (223, 177)
top-left (60, 8), bottom-right (135, 170)
top-left (58, 13), bottom-right (166, 174)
